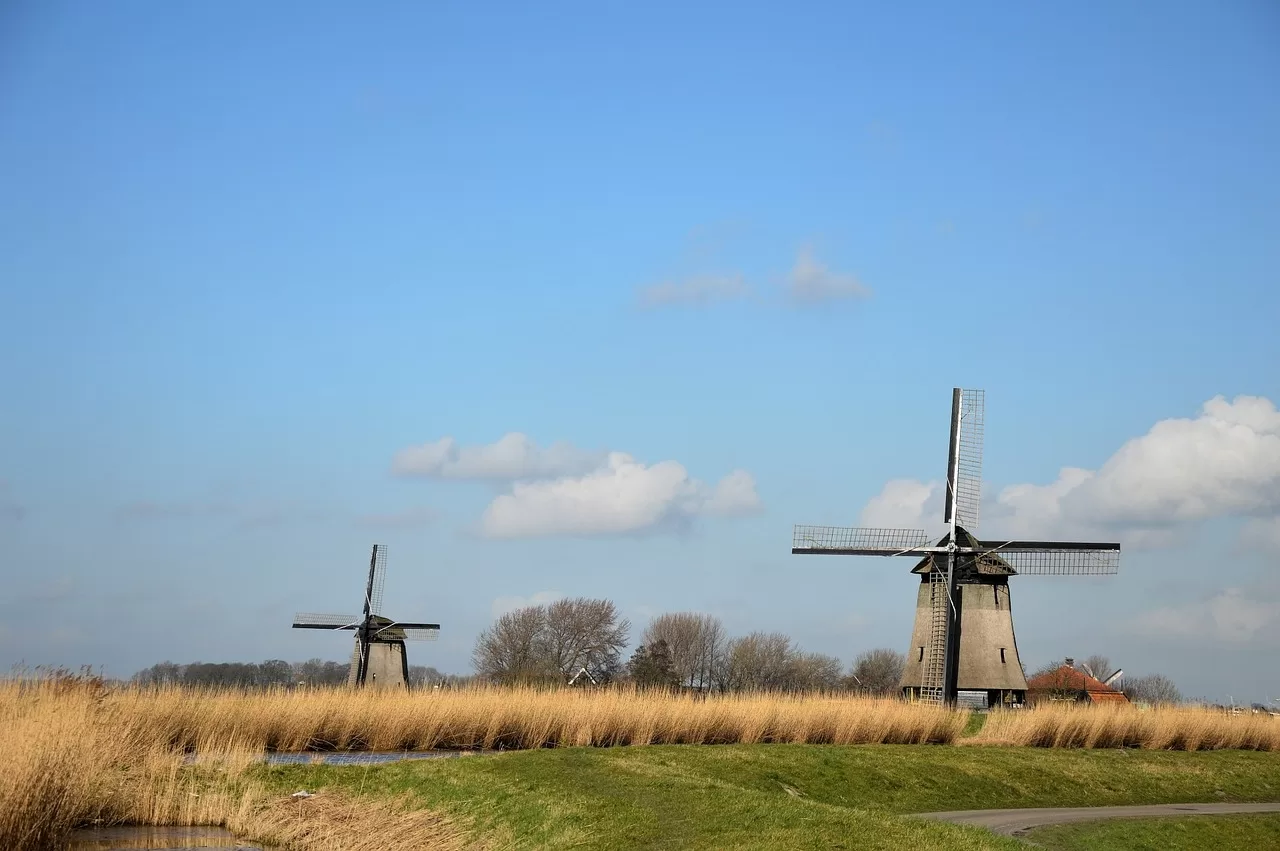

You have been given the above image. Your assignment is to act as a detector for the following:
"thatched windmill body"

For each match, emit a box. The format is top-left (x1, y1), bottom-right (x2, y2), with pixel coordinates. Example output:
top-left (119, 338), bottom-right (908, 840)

top-left (292, 545), bottom-right (440, 688)
top-left (792, 389), bottom-right (1121, 707)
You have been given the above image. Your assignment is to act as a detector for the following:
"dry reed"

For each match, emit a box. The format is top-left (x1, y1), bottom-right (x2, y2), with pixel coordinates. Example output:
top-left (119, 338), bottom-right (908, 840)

top-left (114, 683), bottom-right (965, 751)
top-left (0, 678), bottom-right (472, 851)
top-left (5, 677), bottom-right (1275, 849)
top-left (970, 701), bottom-right (1280, 751)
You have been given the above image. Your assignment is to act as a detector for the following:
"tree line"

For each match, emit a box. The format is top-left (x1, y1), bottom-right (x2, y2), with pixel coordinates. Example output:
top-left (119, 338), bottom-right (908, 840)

top-left (128, 602), bottom-right (1187, 704)
top-left (132, 658), bottom-right (469, 689)
top-left (471, 598), bottom-right (909, 694)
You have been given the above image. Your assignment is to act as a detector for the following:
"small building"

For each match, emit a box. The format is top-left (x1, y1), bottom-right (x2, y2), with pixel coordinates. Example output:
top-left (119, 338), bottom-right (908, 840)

top-left (1026, 660), bottom-right (1130, 705)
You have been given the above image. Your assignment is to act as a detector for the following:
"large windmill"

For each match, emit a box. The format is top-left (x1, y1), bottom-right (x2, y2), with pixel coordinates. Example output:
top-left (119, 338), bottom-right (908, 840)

top-left (792, 389), bottom-right (1121, 708)
top-left (292, 544), bottom-right (440, 689)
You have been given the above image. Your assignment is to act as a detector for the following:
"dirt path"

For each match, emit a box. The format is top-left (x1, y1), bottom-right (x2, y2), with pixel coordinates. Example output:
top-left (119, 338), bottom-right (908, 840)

top-left (915, 802), bottom-right (1280, 839)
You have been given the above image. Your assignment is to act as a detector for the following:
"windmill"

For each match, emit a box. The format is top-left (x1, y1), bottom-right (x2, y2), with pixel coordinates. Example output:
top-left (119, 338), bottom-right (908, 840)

top-left (292, 544), bottom-right (440, 689)
top-left (792, 388), bottom-right (1121, 708)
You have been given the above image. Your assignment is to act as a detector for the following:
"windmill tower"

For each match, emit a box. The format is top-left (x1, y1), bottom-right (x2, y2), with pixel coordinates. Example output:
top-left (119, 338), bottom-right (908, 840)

top-left (792, 388), bottom-right (1121, 708)
top-left (292, 544), bottom-right (440, 689)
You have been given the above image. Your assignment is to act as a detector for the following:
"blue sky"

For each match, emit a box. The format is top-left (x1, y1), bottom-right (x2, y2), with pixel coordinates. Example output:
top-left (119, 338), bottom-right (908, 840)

top-left (1, 1), bottom-right (1278, 702)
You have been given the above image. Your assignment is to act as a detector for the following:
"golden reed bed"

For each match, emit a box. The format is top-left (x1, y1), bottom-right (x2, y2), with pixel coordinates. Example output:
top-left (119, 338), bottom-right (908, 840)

top-left (0, 680), bottom-right (469, 851)
top-left (133, 683), bottom-right (964, 751)
top-left (971, 700), bottom-right (1280, 751)
top-left (2, 678), bottom-right (1276, 851)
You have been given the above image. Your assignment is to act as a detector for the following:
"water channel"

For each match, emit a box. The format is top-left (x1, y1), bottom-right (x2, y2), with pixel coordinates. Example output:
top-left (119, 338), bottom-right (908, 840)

top-left (67, 750), bottom-right (488, 849)
top-left (66, 826), bottom-right (273, 850)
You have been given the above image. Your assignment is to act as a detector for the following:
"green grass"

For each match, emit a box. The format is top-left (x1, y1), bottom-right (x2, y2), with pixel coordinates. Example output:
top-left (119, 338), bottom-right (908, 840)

top-left (258, 745), bottom-right (1280, 850)
top-left (1026, 813), bottom-right (1280, 850)
top-left (961, 711), bottom-right (987, 737)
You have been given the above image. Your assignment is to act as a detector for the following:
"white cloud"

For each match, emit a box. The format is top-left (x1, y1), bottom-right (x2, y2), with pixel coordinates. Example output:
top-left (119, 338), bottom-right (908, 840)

top-left (480, 453), bottom-right (761, 539)
top-left (1134, 587), bottom-right (1280, 644)
top-left (1064, 395), bottom-right (1280, 527)
top-left (858, 478), bottom-right (941, 530)
top-left (703, 469), bottom-right (764, 516)
top-left (491, 590), bottom-right (563, 619)
top-left (856, 395), bottom-right (1280, 548)
top-left (636, 274), bottom-right (750, 308)
top-left (785, 246), bottom-right (870, 304)
top-left (392, 433), bottom-right (604, 480)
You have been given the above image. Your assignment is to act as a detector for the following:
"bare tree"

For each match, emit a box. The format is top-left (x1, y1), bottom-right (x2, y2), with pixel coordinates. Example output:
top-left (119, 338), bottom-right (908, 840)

top-left (133, 661), bottom-right (183, 686)
top-left (472, 605), bottom-right (553, 684)
top-left (472, 598), bottom-right (629, 685)
top-left (1124, 673), bottom-right (1182, 706)
top-left (542, 597), bottom-right (630, 683)
top-left (720, 632), bottom-right (798, 692)
top-left (1081, 654), bottom-right (1114, 679)
top-left (849, 648), bottom-right (906, 696)
top-left (789, 651), bottom-right (844, 692)
top-left (643, 612), bottom-right (726, 690)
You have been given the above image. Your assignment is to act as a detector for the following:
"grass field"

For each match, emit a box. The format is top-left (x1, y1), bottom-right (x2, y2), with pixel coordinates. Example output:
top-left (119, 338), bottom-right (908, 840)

top-left (3, 677), bottom-right (1278, 850)
top-left (1026, 813), bottom-right (1280, 850)
top-left (258, 745), bottom-right (1280, 849)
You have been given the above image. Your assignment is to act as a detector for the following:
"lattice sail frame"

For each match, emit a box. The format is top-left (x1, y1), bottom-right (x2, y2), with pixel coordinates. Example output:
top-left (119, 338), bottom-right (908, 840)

top-left (953, 388), bottom-right (984, 530)
top-left (987, 546), bottom-right (1120, 576)
top-left (789, 530), bottom-right (1121, 576)
top-left (792, 525), bottom-right (931, 553)
top-left (293, 613), bottom-right (361, 629)
top-left (367, 544), bottom-right (389, 616)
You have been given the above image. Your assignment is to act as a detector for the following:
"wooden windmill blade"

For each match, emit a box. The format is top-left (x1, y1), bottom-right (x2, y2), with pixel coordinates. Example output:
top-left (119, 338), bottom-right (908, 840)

top-left (791, 525), bottom-right (937, 556)
top-left (393, 623), bottom-right (441, 642)
top-left (292, 613), bottom-right (362, 630)
top-left (364, 544), bottom-right (389, 616)
top-left (976, 541), bottom-right (1121, 575)
top-left (945, 388), bottom-right (985, 531)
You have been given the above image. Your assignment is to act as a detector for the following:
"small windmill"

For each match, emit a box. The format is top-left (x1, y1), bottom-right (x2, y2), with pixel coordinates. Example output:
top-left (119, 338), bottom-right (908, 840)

top-left (792, 388), bottom-right (1121, 707)
top-left (292, 544), bottom-right (440, 689)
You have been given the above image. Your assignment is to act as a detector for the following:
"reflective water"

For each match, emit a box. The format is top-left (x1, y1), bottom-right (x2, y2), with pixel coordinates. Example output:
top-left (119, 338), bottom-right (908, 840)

top-left (65, 826), bottom-right (273, 850)
top-left (261, 749), bottom-right (486, 765)
top-left (65, 753), bottom-right (489, 848)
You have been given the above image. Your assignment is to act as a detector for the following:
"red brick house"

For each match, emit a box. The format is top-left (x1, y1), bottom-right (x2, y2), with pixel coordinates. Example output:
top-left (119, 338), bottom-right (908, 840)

top-left (1026, 661), bottom-right (1130, 705)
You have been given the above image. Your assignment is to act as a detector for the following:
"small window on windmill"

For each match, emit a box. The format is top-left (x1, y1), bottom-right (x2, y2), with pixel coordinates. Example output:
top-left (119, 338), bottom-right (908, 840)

top-left (918, 646), bottom-right (924, 661)
top-left (993, 586), bottom-right (999, 607)
top-left (1000, 648), bottom-right (1006, 664)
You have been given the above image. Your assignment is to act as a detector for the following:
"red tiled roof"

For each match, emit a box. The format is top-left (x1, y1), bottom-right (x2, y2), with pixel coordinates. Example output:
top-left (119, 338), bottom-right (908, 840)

top-left (1026, 665), bottom-right (1130, 702)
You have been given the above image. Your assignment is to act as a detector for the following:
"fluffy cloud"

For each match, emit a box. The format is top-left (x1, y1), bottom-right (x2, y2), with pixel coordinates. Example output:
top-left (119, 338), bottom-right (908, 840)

top-left (859, 478), bottom-right (941, 530)
top-left (785, 246), bottom-right (870, 304)
top-left (1134, 587), bottom-right (1280, 643)
top-left (636, 274), bottom-right (750, 308)
top-left (857, 395), bottom-right (1280, 547)
top-left (481, 453), bottom-right (761, 539)
top-left (392, 433), bottom-right (604, 480)
top-left (1064, 395), bottom-right (1280, 526)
